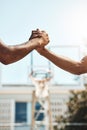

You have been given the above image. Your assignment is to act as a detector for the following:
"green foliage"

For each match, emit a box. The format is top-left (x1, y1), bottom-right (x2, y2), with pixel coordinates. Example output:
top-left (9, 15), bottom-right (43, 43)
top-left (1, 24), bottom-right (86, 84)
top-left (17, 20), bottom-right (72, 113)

top-left (65, 90), bottom-right (87, 130)
top-left (54, 90), bottom-right (87, 130)
top-left (67, 90), bottom-right (87, 121)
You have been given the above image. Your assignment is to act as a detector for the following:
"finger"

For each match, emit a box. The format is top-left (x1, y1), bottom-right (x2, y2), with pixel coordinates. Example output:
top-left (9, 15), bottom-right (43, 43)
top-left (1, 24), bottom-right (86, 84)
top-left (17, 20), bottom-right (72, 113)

top-left (41, 30), bottom-right (45, 32)
top-left (32, 31), bottom-right (42, 37)
top-left (32, 31), bottom-right (42, 35)
top-left (41, 31), bottom-right (48, 37)
top-left (32, 30), bottom-right (38, 34)
top-left (32, 29), bottom-right (41, 34)
top-left (29, 34), bottom-right (41, 40)
top-left (36, 28), bottom-right (40, 32)
top-left (32, 35), bottom-right (41, 38)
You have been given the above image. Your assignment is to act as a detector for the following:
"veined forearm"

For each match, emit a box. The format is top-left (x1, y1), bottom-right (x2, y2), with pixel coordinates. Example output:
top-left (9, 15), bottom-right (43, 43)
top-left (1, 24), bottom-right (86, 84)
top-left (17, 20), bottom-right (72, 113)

top-left (40, 48), bottom-right (82, 75)
top-left (0, 29), bottom-right (49, 65)
top-left (0, 40), bottom-right (39, 65)
top-left (8, 40), bottom-right (38, 56)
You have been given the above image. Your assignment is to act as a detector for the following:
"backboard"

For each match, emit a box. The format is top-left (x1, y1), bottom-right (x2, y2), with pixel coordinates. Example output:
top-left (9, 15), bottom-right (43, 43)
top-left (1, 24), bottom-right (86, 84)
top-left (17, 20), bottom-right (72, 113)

top-left (29, 45), bottom-right (83, 88)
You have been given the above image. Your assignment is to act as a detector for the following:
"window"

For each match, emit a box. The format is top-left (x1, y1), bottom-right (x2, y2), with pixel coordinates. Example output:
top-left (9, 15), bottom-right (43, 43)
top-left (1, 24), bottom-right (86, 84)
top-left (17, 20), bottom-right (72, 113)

top-left (15, 102), bottom-right (27, 123)
top-left (35, 102), bottom-right (44, 121)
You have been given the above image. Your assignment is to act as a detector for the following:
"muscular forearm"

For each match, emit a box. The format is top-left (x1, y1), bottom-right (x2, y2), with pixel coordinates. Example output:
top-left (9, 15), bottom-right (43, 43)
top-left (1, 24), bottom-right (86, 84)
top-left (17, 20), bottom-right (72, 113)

top-left (0, 29), bottom-right (49, 65)
top-left (0, 39), bottom-right (39, 65)
top-left (39, 48), bottom-right (85, 75)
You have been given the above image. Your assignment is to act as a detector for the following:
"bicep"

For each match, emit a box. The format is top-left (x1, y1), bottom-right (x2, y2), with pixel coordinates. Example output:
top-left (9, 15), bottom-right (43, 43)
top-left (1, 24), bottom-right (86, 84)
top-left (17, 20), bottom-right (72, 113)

top-left (81, 56), bottom-right (87, 65)
top-left (80, 56), bottom-right (87, 73)
top-left (0, 40), bottom-right (10, 63)
top-left (0, 41), bottom-right (5, 58)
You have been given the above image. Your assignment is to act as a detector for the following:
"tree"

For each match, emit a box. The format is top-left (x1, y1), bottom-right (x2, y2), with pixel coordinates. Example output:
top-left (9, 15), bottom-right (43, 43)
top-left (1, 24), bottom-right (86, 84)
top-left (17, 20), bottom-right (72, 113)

top-left (64, 90), bottom-right (87, 130)
top-left (54, 90), bottom-right (87, 130)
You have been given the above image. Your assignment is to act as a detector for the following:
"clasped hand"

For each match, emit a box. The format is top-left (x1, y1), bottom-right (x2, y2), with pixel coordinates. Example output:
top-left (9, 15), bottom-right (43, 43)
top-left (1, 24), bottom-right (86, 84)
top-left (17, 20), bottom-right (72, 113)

top-left (29, 29), bottom-right (49, 50)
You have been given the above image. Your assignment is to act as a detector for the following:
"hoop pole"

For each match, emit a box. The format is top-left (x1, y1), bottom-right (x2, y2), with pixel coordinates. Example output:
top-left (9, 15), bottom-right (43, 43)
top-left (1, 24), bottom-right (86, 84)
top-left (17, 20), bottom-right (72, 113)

top-left (48, 47), bottom-right (51, 70)
top-left (30, 52), bottom-right (33, 72)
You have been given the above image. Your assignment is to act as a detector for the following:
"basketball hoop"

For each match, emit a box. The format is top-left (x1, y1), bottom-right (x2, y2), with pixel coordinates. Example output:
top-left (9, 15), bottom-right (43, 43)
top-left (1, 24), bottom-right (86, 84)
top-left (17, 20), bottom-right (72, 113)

top-left (29, 69), bottom-right (53, 98)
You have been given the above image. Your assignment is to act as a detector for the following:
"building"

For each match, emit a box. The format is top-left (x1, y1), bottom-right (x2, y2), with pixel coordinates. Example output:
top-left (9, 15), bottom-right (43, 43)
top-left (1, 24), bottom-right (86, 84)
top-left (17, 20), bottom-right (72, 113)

top-left (0, 45), bottom-right (86, 130)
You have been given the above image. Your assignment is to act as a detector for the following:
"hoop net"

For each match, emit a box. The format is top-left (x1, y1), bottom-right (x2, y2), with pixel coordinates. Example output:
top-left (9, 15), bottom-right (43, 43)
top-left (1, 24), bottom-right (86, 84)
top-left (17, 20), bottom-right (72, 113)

top-left (29, 69), bottom-right (53, 98)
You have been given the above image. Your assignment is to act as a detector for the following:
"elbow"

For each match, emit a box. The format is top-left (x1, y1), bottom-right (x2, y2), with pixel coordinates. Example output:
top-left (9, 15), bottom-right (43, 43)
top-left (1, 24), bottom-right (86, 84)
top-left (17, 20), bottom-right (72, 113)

top-left (76, 70), bottom-right (84, 75)
top-left (70, 71), bottom-right (81, 75)
top-left (1, 60), bottom-right (10, 65)
top-left (4, 62), bottom-right (10, 65)
top-left (71, 63), bottom-right (85, 75)
top-left (1, 56), bottom-right (12, 65)
top-left (73, 71), bottom-right (82, 75)
top-left (76, 70), bottom-right (86, 75)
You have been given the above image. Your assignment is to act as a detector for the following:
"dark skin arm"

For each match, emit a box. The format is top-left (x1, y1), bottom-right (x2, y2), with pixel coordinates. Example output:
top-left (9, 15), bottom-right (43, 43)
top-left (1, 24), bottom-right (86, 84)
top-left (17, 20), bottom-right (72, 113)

top-left (0, 29), bottom-right (49, 65)
top-left (36, 47), bottom-right (87, 75)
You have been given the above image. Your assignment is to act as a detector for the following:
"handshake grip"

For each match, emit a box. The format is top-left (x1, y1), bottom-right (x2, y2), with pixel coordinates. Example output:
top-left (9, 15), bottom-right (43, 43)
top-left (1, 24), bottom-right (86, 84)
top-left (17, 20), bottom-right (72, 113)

top-left (29, 29), bottom-right (49, 47)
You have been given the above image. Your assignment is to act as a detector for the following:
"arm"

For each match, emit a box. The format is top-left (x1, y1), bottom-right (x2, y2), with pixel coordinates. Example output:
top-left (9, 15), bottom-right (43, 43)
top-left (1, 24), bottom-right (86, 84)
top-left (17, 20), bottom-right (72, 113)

top-left (0, 30), bottom-right (49, 65)
top-left (0, 39), bottom-right (39, 64)
top-left (37, 47), bottom-right (87, 75)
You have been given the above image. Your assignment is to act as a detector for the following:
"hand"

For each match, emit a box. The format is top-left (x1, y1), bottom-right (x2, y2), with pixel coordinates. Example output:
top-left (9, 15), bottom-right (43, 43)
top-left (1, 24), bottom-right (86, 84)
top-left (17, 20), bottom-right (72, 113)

top-left (29, 29), bottom-right (41, 40)
top-left (29, 29), bottom-right (50, 47)
top-left (39, 30), bottom-right (50, 47)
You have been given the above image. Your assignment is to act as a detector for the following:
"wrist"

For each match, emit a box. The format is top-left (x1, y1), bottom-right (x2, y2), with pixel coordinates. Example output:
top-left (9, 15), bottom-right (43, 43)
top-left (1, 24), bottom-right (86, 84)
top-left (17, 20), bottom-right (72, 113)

top-left (39, 48), bottom-right (48, 55)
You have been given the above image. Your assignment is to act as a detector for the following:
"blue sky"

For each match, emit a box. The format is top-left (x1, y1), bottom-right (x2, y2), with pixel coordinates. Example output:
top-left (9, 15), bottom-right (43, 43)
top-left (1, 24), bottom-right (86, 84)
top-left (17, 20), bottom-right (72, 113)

top-left (1, 0), bottom-right (87, 45)
top-left (0, 0), bottom-right (87, 85)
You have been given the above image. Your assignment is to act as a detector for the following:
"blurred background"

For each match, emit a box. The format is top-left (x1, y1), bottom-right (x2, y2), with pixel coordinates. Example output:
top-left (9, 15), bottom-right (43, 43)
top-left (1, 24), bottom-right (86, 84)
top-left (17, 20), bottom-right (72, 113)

top-left (0, 0), bottom-right (87, 130)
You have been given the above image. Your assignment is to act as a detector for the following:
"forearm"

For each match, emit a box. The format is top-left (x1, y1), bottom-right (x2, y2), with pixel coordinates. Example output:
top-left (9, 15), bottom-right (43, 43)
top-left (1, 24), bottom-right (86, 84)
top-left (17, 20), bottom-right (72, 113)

top-left (40, 48), bottom-right (83, 75)
top-left (0, 39), bottom-right (39, 64)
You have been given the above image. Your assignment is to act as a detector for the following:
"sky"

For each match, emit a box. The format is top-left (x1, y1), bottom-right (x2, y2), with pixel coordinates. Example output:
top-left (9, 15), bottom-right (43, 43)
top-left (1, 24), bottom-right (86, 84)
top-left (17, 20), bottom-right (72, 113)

top-left (0, 0), bottom-right (87, 86)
